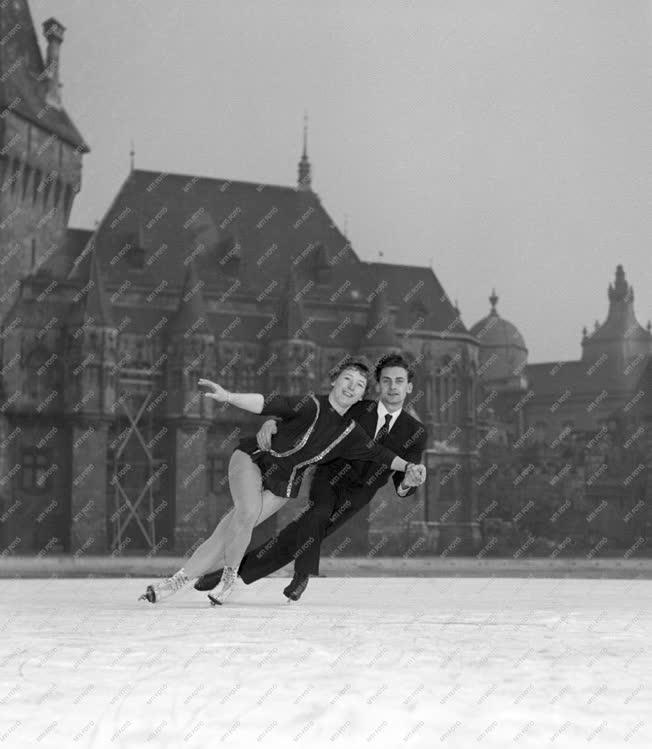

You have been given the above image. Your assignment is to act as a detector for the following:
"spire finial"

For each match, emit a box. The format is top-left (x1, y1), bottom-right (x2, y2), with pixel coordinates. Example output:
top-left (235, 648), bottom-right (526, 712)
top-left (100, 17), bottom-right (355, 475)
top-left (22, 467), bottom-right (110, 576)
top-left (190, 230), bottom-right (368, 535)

top-left (130, 140), bottom-right (135, 172)
top-left (489, 288), bottom-right (498, 311)
top-left (297, 113), bottom-right (312, 191)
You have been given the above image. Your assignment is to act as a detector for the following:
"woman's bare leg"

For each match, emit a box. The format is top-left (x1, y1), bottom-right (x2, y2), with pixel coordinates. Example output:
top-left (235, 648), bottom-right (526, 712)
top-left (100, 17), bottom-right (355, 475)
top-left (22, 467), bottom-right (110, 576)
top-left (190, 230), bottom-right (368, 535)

top-left (181, 450), bottom-right (263, 578)
top-left (140, 450), bottom-right (288, 602)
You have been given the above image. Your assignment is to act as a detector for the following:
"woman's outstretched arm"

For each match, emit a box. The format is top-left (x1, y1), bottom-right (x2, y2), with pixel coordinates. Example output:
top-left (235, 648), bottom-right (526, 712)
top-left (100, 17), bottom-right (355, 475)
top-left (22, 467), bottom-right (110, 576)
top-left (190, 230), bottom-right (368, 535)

top-left (198, 379), bottom-right (264, 413)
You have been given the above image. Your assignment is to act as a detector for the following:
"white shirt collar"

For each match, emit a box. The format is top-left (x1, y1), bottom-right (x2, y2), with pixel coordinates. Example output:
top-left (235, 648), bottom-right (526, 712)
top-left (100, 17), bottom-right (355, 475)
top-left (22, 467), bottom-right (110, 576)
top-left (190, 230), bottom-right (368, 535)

top-left (376, 400), bottom-right (402, 433)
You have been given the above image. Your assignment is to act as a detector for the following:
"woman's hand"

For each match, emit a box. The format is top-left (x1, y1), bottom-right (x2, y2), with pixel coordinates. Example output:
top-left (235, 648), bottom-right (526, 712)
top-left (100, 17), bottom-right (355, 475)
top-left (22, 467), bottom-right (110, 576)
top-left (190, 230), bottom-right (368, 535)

top-left (198, 379), bottom-right (230, 403)
top-left (256, 419), bottom-right (278, 451)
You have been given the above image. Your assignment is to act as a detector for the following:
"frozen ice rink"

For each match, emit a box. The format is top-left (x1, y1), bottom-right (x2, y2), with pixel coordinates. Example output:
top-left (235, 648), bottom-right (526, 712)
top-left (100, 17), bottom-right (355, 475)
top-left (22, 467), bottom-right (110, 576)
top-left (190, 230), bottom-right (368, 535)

top-left (1, 576), bottom-right (651, 748)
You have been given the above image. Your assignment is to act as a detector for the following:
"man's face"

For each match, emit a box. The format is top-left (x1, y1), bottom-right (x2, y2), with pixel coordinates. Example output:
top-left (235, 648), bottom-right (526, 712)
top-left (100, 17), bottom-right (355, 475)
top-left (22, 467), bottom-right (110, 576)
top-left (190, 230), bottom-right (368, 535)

top-left (376, 366), bottom-right (413, 408)
top-left (331, 367), bottom-right (368, 409)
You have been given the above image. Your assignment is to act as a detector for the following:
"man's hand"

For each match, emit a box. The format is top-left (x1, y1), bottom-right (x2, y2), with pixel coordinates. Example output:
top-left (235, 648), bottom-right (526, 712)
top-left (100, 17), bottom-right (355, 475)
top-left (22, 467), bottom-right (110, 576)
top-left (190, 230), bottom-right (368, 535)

top-left (256, 419), bottom-right (278, 451)
top-left (198, 378), bottom-right (229, 403)
top-left (402, 463), bottom-right (427, 488)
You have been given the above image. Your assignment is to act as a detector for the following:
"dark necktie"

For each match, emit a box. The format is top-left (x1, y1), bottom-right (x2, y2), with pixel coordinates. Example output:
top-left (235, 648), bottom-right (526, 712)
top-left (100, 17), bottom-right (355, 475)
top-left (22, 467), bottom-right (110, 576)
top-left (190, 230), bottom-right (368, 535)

top-left (374, 413), bottom-right (393, 442)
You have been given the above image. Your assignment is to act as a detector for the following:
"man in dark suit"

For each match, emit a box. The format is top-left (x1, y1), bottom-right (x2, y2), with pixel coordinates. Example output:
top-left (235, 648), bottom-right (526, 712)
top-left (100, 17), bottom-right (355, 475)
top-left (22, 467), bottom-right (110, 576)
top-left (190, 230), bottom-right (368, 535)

top-left (195, 353), bottom-right (427, 601)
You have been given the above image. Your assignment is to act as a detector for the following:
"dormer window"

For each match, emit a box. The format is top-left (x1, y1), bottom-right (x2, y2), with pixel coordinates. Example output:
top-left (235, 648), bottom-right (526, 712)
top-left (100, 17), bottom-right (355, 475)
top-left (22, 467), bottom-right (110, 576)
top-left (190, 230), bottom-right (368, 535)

top-left (125, 233), bottom-right (146, 269)
top-left (130, 243), bottom-right (146, 269)
top-left (217, 234), bottom-right (241, 276)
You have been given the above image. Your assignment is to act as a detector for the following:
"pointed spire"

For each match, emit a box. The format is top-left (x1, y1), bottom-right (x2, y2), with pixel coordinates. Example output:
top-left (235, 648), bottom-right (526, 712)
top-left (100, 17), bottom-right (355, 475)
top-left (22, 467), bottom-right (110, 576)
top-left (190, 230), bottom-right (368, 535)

top-left (297, 112), bottom-right (312, 192)
top-left (271, 266), bottom-right (308, 340)
top-left (608, 264), bottom-right (629, 303)
top-left (168, 261), bottom-right (211, 337)
top-left (130, 140), bottom-right (135, 173)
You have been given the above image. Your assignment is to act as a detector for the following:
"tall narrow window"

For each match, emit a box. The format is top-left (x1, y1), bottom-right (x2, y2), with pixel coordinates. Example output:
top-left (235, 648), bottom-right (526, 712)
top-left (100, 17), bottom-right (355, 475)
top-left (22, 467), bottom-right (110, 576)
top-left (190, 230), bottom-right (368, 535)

top-left (33, 169), bottom-right (42, 205)
top-left (63, 184), bottom-right (73, 218)
top-left (21, 449), bottom-right (53, 491)
top-left (53, 179), bottom-right (62, 210)
top-left (22, 165), bottom-right (33, 202)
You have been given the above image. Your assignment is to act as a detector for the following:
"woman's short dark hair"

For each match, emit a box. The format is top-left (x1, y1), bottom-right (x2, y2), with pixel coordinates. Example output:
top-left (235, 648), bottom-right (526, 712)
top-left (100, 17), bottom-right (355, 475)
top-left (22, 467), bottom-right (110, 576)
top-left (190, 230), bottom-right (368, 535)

top-left (330, 355), bottom-right (371, 382)
top-left (375, 352), bottom-right (415, 382)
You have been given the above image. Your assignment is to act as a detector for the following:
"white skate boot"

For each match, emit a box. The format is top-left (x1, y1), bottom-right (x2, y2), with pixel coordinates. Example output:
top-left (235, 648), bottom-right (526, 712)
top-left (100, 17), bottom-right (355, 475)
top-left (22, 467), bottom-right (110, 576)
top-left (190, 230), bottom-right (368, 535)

top-left (208, 566), bottom-right (238, 606)
top-left (139, 569), bottom-right (189, 603)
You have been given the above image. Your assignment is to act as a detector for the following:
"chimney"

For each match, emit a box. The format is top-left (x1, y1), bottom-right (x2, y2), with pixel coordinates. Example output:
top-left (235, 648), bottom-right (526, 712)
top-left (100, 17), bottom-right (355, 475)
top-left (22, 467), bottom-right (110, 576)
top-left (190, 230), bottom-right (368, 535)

top-left (42, 18), bottom-right (66, 108)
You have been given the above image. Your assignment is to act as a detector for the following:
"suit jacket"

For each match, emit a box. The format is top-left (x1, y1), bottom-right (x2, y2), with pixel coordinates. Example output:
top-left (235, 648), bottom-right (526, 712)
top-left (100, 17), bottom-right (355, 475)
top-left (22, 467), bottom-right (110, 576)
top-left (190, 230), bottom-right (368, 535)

top-left (315, 398), bottom-right (427, 498)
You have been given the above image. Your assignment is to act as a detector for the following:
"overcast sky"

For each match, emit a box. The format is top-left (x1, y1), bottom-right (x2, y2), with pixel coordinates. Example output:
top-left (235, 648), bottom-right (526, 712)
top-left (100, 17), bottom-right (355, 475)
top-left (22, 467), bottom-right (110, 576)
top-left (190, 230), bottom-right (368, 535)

top-left (29, 0), bottom-right (652, 363)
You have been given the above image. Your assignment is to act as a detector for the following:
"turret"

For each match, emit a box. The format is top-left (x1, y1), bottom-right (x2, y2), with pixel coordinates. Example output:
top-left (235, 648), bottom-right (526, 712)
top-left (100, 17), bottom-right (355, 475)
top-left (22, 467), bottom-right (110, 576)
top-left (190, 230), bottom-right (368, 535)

top-left (581, 265), bottom-right (652, 370)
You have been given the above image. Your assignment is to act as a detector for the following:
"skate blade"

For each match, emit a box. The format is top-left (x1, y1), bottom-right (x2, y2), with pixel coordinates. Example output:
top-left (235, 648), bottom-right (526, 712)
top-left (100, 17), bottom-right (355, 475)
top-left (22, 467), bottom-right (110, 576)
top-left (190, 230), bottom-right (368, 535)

top-left (208, 594), bottom-right (223, 606)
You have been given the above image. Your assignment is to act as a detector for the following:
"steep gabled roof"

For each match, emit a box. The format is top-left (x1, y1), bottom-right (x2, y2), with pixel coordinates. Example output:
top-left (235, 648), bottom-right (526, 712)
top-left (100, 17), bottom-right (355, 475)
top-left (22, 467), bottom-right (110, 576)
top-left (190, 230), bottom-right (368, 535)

top-left (0, 1), bottom-right (88, 150)
top-left (326, 260), bottom-right (466, 336)
top-left (92, 169), bottom-right (357, 295)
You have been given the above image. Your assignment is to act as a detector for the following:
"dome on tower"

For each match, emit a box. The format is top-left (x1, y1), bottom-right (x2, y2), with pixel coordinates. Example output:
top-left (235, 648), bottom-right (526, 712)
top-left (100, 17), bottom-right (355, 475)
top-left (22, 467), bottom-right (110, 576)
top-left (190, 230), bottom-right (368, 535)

top-left (470, 290), bottom-right (528, 385)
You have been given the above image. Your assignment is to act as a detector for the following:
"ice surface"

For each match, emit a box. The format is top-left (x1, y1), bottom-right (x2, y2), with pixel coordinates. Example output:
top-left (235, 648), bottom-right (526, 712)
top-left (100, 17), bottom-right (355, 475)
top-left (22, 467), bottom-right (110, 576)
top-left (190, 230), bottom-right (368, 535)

top-left (0, 576), bottom-right (650, 748)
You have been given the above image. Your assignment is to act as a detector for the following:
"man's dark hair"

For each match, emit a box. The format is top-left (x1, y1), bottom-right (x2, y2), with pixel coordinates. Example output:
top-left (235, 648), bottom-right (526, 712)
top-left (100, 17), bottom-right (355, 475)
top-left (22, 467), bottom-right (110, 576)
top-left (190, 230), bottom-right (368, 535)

top-left (375, 352), bottom-right (415, 383)
top-left (330, 355), bottom-right (371, 382)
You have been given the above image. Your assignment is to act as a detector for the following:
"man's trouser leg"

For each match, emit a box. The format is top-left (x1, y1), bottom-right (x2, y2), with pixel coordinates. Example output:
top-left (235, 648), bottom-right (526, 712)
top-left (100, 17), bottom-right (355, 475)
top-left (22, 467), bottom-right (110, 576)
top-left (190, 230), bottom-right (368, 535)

top-left (292, 479), bottom-right (340, 577)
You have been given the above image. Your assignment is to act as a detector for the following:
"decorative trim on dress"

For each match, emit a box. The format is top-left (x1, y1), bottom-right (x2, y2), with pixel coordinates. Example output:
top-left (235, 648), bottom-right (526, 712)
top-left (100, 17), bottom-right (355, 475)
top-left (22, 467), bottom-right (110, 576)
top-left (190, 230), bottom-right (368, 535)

top-left (267, 394), bottom-right (321, 458)
top-left (285, 419), bottom-right (357, 497)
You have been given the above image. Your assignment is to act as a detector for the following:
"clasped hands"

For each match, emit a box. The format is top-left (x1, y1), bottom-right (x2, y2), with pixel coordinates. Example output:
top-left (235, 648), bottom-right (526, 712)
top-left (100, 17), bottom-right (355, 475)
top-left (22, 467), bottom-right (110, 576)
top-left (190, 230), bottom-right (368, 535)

top-left (256, 418), bottom-right (426, 489)
top-left (402, 463), bottom-right (427, 487)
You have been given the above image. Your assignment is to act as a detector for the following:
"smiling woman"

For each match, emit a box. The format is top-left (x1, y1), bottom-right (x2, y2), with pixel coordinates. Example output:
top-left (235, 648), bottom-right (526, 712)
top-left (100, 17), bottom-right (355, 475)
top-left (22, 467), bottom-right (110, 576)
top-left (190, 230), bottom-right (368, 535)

top-left (140, 354), bottom-right (419, 604)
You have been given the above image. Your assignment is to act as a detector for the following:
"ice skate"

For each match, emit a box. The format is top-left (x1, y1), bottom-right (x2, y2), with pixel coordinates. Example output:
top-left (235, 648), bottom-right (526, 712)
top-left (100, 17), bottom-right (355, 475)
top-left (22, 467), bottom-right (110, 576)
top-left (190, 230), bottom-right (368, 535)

top-left (283, 573), bottom-right (309, 602)
top-left (194, 568), bottom-right (223, 592)
top-left (139, 570), bottom-right (189, 603)
top-left (208, 566), bottom-right (238, 606)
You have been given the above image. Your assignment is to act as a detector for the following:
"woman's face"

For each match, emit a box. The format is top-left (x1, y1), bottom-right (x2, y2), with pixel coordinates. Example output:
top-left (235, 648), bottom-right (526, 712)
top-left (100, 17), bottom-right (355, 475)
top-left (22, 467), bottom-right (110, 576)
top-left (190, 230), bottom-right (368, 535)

top-left (331, 367), bottom-right (368, 409)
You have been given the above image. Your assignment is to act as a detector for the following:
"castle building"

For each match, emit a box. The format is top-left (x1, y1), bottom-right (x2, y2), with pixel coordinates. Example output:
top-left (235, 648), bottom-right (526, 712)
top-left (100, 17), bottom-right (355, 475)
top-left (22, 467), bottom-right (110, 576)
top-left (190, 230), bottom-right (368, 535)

top-left (470, 268), bottom-right (651, 548)
top-left (0, 1), bottom-right (481, 557)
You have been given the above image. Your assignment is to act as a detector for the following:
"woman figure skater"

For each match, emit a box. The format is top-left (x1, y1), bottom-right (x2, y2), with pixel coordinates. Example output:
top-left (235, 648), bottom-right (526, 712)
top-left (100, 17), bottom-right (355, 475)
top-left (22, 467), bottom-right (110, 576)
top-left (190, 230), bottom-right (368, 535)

top-left (140, 356), bottom-right (425, 604)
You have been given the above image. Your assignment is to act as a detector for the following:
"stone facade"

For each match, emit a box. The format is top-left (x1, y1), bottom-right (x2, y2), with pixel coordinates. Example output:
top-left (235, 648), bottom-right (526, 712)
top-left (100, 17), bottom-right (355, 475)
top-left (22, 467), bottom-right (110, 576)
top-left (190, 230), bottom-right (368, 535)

top-left (1, 2), bottom-right (482, 557)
